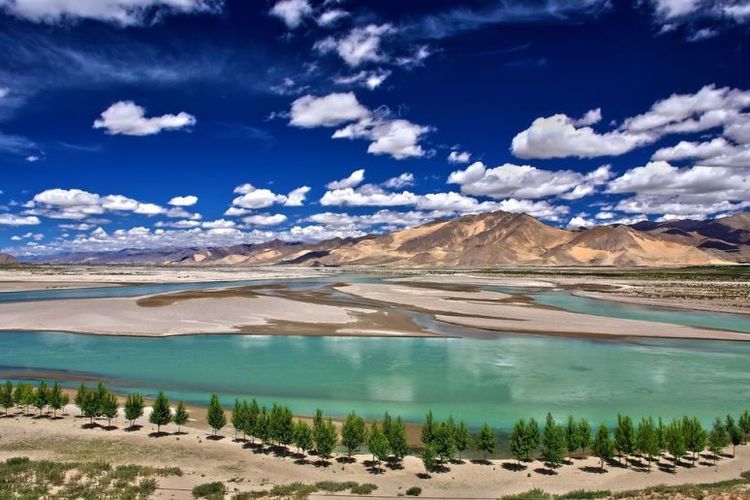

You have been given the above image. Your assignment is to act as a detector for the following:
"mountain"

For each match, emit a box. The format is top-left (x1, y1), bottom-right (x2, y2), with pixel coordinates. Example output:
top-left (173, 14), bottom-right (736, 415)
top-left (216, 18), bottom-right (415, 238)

top-left (22, 211), bottom-right (749, 267)
top-left (0, 253), bottom-right (17, 265)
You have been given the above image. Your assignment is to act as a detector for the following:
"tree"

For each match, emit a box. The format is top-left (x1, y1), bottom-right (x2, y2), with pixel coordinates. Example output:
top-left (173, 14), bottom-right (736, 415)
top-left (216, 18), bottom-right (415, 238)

top-left (231, 399), bottom-right (244, 439)
top-left (615, 414), bottom-right (636, 465)
top-left (683, 416), bottom-right (706, 466)
top-left (592, 424), bottom-right (613, 472)
top-left (421, 410), bottom-right (435, 447)
top-left (387, 417), bottom-right (409, 461)
top-left (14, 382), bottom-right (34, 415)
top-left (74, 384), bottom-right (88, 415)
top-left (256, 407), bottom-right (271, 444)
top-left (739, 410), bottom-right (750, 444)
top-left (528, 418), bottom-right (541, 456)
top-left (579, 418), bottom-right (592, 453)
top-left (1, 381), bottom-right (14, 416)
top-left (422, 443), bottom-right (437, 474)
top-left (245, 398), bottom-right (260, 443)
top-left (476, 423), bottom-right (495, 460)
top-left (542, 413), bottom-right (566, 469)
top-left (48, 382), bottom-right (64, 418)
top-left (509, 419), bottom-right (534, 466)
top-left (434, 421), bottom-right (456, 463)
top-left (725, 415), bottom-right (742, 457)
top-left (293, 420), bottom-right (313, 455)
top-left (150, 391), bottom-right (172, 434)
top-left (656, 417), bottom-right (667, 462)
top-left (124, 393), bottom-right (145, 427)
top-left (270, 403), bottom-right (294, 448)
top-left (206, 393), bottom-right (225, 437)
top-left (708, 417), bottom-right (728, 464)
top-left (34, 381), bottom-right (49, 416)
top-left (80, 387), bottom-right (102, 424)
top-left (101, 391), bottom-right (118, 427)
top-left (665, 419), bottom-right (686, 469)
top-left (59, 393), bottom-right (70, 415)
top-left (173, 402), bottom-right (189, 433)
top-left (455, 421), bottom-right (471, 461)
top-left (314, 416), bottom-right (338, 459)
top-left (636, 417), bottom-right (659, 471)
top-left (565, 415), bottom-right (579, 462)
top-left (367, 422), bottom-right (389, 472)
top-left (341, 411), bottom-right (367, 457)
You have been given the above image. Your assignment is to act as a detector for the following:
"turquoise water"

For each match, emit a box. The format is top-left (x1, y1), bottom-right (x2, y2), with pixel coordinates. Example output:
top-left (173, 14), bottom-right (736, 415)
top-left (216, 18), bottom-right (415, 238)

top-left (1, 331), bottom-right (748, 430)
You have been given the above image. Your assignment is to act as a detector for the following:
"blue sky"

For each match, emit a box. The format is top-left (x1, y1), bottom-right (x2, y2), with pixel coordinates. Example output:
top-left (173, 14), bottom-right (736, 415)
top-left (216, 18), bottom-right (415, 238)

top-left (1, 0), bottom-right (749, 255)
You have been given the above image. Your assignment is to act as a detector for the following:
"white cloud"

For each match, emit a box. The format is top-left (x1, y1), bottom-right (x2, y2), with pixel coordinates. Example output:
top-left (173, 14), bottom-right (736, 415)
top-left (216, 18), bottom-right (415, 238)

top-left (333, 117), bottom-right (432, 159)
top-left (0, 87), bottom-right (8, 99)
top-left (229, 184), bottom-right (309, 211)
top-left (288, 224), bottom-right (366, 241)
top-left (284, 186), bottom-right (311, 207)
top-left (315, 23), bottom-right (395, 67)
top-left (574, 108), bottom-right (602, 126)
top-left (317, 8), bottom-right (348, 26)
top-left (327, 169), bottom-right (365, 190)
top-left (651, 0), bottom-right (700, 18)
top-left (25, 155), bottom-right (39, 162)
top-left (93, 101), bottom-right (196, 136)
top-left (448, 161), bottom-right (610, 200)
top-left (201, 219), bottom-right (236, 229)
top-left (168, 195), bottom-right (198, 207)
top-left (10, 232), bottom-right (44, 241)
top-left (0, 0), bottom-right (222, 25)
top-left (289, 92), bottom-right (369, 128)
top-left (242, 213), bottom-right (288, 226)
top-left (0, 214), bottom-right (40, 226)
top-left (383, 172), bottom-right (414, 189)
top-left (447, 151), bottom-right (471, 164)
top-left (269, 0), bottom-right (312, 29)
top-left (333, 69), bottom-right (391, 90)
top-left (320, 186), bottom-right (418, 207)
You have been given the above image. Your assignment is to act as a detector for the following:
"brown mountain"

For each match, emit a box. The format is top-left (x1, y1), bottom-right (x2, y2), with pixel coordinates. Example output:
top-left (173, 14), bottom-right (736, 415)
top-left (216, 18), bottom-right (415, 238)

top-left (0, 253), bottom-right (17, 265)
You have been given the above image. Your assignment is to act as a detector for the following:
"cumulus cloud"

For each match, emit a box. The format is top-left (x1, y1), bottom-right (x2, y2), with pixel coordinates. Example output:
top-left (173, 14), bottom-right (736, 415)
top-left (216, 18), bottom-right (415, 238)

top-left (321, 186), bottom-right (418, 207)
top-left (327, 169), bottom-right (365, 190)
top-left (383, 172), bottom-right (414, 189)
top-left (269, 0), bottom-right (312, 29)
top-left (317, 8), bottom-right (348, 27)
top-left (168, 195), bottom-right (198, 207)
top-left (93, 101), bottom-right (196, 136)
top-left (229, 183), bottom-right (310, 211)
top-left (333, 69), bottom-right (391, 90)
top-left (315, 23), bottom-right (395, 67)
top-left (0, 213), bottom-right (41, 226)
top-left (447, 150), bottom-right (471, 164)
top-left (242, 213), bottom-right (288, 226)
top-left (567, 216), bottom-right (595, 229)
top-left (289, 92), bottom-right (369, 128)
top-left (0, 0), bottom-right (223, 25)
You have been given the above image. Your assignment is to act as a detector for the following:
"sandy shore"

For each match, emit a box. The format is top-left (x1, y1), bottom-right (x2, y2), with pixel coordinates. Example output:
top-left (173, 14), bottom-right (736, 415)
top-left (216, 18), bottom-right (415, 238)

top-left (1, 408), bottom-right (749, 498)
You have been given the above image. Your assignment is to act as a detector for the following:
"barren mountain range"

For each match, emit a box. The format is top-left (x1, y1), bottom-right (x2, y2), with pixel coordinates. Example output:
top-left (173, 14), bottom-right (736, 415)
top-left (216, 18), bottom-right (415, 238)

top-left (17, 211), bottom-right (750, 267)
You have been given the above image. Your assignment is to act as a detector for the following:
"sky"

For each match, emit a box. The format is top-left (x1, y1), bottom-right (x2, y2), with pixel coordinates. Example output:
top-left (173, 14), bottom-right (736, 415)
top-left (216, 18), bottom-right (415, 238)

top-left (1, 0), bottom-right (749, 256)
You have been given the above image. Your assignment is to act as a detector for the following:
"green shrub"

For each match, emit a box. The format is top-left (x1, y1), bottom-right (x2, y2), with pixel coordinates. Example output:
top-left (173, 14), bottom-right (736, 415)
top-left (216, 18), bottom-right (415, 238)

top-left (350, 483), bottom-right (378, 495)
top-left (315, 481), bottom-right (357, 492)
top-left (555, 491), bottom-right (611, 499)
top-left (503, 489), bottom-right (552, 500)
top-left (192, 481), bottom-right (226, 498)
top-left (406, 486), bottom-right (422, 496)
top-left (5, 457), bottom-right (30, 466)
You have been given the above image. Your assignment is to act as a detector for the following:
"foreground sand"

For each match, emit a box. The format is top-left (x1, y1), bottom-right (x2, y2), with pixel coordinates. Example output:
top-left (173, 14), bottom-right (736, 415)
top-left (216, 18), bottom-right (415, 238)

top-left (1, 408), bottom-right (748, 499)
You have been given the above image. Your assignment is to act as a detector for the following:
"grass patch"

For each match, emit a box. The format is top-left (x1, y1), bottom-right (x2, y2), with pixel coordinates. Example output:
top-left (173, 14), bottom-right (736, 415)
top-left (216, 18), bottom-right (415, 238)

top-left (555, 491), bottom-right (611, 499)
top-left (502, 489), bottom-right (552, 500)
top-left (350, 483), bottom-right (378, 495)
top-left (237, 481), bottom-right (378, 499)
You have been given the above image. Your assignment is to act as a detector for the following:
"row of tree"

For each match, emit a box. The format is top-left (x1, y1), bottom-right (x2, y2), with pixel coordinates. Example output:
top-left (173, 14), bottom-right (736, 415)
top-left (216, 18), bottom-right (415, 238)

top-left (0, 380), bottom-right (69, 417)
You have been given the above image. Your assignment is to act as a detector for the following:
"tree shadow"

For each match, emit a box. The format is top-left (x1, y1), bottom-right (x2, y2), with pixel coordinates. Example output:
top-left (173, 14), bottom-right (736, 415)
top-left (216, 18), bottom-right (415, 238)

top-left (336, 456), bottom-right (356, 464)
top-left (50, 416), bottom-right (64, 421)
top-left (470, 458), bottom-right (492, 466)
top-left (657, 464), bottom-right (677, 474)
top-left (294, 456), bottom-right (311, 466)
top-left (606, 458), bottom-right (628, 469)
top-left (385, 459), bottom-right (404, 471)
top-left (312, 459), bottom-right (331, 468)
top-left (148, 431), bottom-right (171, 438)
top-left (534, 467), bottom-right (558, 476)
top-left (103, 425), bottom-right (118, 431)
top-left (32, 414), bottom-right (50, 420)
top-left (124, 424), bottom-right (142, 433)
top-left (81, 422), bottom-right (101, 430)
top-left (429, 463), bottom-right (451, 474)
top-left (579, 466), bottom-right (607, 474)
top-left (502, 462), bottom-right (527, 472)
top-left (206, 434), bottom-right (225, 441)
top-left (699, 460), bottom-right (715, 467)
top-left (416, 473), bottom-right (431, 480)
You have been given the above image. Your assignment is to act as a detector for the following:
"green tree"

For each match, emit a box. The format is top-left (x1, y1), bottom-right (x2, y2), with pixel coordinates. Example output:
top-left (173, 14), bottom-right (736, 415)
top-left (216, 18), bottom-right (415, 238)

top-left (231, 399), bottom-right (244, 439)
top-left (725, 415), bottom-right (742, 457)
top-left (256, 407), bottom-right (271, 444)
top-left (33, 381), bottom-right (49, 416)
top-left (592, 424), bottom-right (613, 472)
top-left (80, 388), bottom-right (102, 424)
top-left (48, 382), bottom-right (64, 418)
top-left (528, 418), bottom-right (541, 456)
top-left (124, 393), bottom-right (145, 427)
top-left (476, 423), bottom-right (495, 460)
top-left (314, 416), bottom-right (338, 459)
top-left (565, 415), bottom-right (579, 462)
top-left (636, 417), bottom-right (659, 471)
top-left (615, 414), bottom-right (636, 464)
top-left (341, 411), bottom-right (367, 457)
top-left (206, 393), bottom-right (225, 437)
top-left (683, 416), bottom-right (707, 466)
top-left (578, 418), bottom-right (592, 453)
top-left (74, 384), bottom-right (88, 415)
top-left (708, 417), bottom-right (728, 464)
top-left (387, 416), bottom-right (409, 461)
top-left (270, 403), bottom-right (294, 448)
top-left (101, 392), bottom-right (118, 427)
top-left (455, 420), bottom-right (471, 461)
top-left (173, 402), bottom-right (189, 433)
top-left (367, 422), bottom-right (389, 472)
top-left (422, 443), bottom-right (437, 474)
top-left (509, 419), bottom-right (534, 466)
top-left (665, 419), bottom-right (686, 469)
top-left (293, 420), bottom-right (314, 455)
top-left (59, 393), bottom-right (70, 415)
top-left (150, 391), bottom-right (172, 434)
top-left (434, 421), bottom-right (456, 463)
top-left (14, 382), bottom-right (35, 415)
top-left (656, 417), bottom-right (667, 462)
top-left (739, 410), bottom-right (750, 444)
top-left (245, 398), bottom-right (260, 443)
top-left (421, 410), bottom-right (435, 447)
top-left (542, 413), bottom-right (566, 469)
top-left (0, 381), bottom-right (13, 416)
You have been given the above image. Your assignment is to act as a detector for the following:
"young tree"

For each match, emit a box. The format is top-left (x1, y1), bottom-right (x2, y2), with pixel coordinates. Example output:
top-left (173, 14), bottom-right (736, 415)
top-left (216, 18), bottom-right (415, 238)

top-left (665, 419), bottom-right (686, 469)
top-left (256, 407), bottom-right (271, 445)
top-left (387, 416), bottom-right (409, 462)
top-left (615, 414), bottom-right (636, 465)
top-left (149, 391), bottom-right (172, 434)
top-left (341, 411), bottom-right (367, 457)
top-left (382, 412), bottom-right (393, 447)
top-left (421, 410), bottom-right (435, 448)
top-left (206, 393), bottom-right (225, 437)
top-left (367, 422), bottom-right (389, 472)
top-left (245, 398), bottom-right (260, 443)
top-left (579, 418), bottom-right (592, 453)
top-left (739, 410), bottom-right (750, 444)
top-left (476, 423), bottom-right (495, 460)
top-left (231, 399), bottom-right (244, 439)
top-left (173, 402), bottom-right (189, 433)
top-left (1, 381), bottom-right (14, 416)
top-left (270, 403), bottom-right (294, 448)
top-left (434, 421), bottom-right (456, 463)
top-left (33, 381), bottom-right (49, 416)
top-left (48, 382), bottom-right (64, 418)
top-left (422, 443), bottom-right (437, 474)
top-left (101, 391), bottom-right (118, 427)
top-left (708, 417), bottom-right (728, 464)
top-left (683, 416), bottom-right (707, 466)
top-left (656, 417), bottom-right (667, 463)
top-left (509, 419), bottom-right (534, 466)
top-left (592, 424), bottom-right (613, 472)
top-left (314, 416), bottom-right (338, 459)
top-left (725, 415), bottom-right (742, 457)
top-left (14, 382), bottom-right (35, 415)
top-left (59, 393), bottom-right (70, 415)
top-left (124, 393), bottom-right (145, 428)
top-left (542, 413), bottom-right (566, 469)
top-left (528, 418), bottom-right (541, 456)
top-left (80, 388), bottom-right (102, 424)
top-left (293, 420), bottom-right (314, 455)
top-left (636, 417), bottom-right (659, 471)
top-left (565, 415), bottom-right (579, 462)
top-left (74, 384), bottom-right (88, 415)
top-left (455, 421), bottom-right (471, 461)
